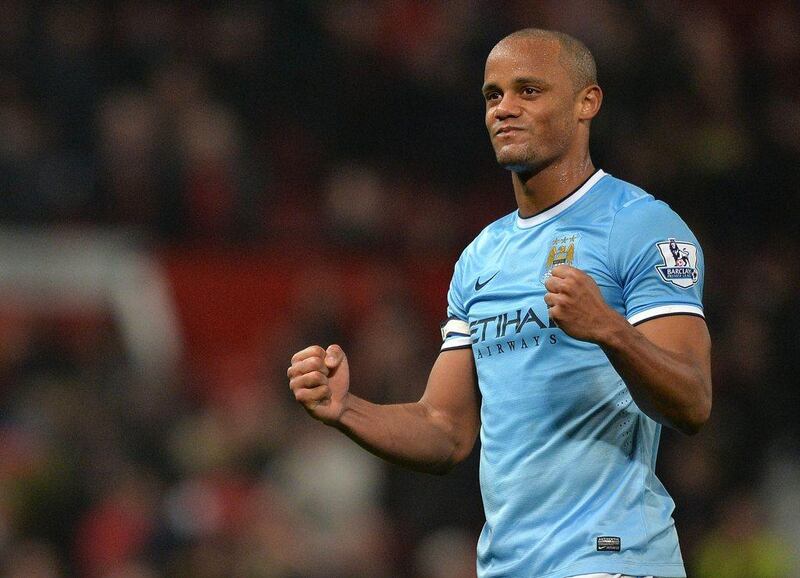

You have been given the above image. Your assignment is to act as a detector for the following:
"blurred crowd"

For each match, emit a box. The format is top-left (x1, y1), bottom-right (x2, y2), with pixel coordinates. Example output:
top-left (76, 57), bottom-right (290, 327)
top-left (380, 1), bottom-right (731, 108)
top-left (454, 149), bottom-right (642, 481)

top-left (1, 1), bottom-right (799, 577)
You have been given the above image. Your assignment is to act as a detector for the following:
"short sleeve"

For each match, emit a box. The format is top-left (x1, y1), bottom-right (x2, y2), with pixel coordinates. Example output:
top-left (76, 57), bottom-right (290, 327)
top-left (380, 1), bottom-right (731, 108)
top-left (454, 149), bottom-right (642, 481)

top-left (609, 197), bottom-right (705, 326)
top-left (440, 255), bottom-right (472, 351)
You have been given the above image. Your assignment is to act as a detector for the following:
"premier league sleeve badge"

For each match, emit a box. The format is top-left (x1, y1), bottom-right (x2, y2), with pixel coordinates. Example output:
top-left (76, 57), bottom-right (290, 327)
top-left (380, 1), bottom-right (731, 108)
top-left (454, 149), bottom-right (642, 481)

top-left (654, 238), bottom-right (700, 288)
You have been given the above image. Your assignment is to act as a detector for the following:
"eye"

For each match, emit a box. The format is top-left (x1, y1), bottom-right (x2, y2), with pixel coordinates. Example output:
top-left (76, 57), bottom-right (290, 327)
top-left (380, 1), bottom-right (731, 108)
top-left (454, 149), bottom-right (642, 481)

top-left (484, 91), bottom-right (501, 102)
top-left (521, 86), bottom-right (540, 96)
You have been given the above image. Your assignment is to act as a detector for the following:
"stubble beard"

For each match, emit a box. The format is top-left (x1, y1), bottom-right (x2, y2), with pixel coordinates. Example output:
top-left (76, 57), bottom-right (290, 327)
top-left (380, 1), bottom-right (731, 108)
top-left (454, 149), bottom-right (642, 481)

top-left (496, 122), bottom-right (575, 175)
top-left (496, 142), bottom-right (545, 174)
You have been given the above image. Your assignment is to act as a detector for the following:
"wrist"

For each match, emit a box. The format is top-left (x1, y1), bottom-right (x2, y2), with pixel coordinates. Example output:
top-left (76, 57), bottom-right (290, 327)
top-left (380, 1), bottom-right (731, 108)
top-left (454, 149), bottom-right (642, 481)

top-left (328, 392), bottom-right (355, 430)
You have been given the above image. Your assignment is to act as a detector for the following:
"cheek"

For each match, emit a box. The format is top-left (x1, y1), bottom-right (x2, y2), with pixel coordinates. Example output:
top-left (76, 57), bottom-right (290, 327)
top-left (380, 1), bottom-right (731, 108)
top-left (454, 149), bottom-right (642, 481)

top-left (485, 109), bottom-right (494, 131)
top-left (537, 107), bottom-right (574, 145)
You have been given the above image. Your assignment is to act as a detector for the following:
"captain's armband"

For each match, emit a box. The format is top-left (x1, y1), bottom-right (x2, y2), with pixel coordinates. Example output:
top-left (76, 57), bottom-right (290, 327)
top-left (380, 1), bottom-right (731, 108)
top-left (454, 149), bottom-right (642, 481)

top-left (440, 318), bottom-right (472, 351)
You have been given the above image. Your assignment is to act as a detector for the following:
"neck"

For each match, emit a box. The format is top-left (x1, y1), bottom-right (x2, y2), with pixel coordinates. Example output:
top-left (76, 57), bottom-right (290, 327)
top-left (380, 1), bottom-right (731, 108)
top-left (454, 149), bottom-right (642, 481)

top-left (513, 155), bottom-right (596, 218)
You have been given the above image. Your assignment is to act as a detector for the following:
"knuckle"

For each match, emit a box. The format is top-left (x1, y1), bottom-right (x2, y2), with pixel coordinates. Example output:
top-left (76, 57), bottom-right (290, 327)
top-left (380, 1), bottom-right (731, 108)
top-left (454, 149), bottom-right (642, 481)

top-left (291, 345), bottom-right (325, 364)
top-left (310, 386), bottom-right (330, 402)
top-left (309, 371), bottom-right (327, 383)
top-left (298, 386), bottom-right (319, 401)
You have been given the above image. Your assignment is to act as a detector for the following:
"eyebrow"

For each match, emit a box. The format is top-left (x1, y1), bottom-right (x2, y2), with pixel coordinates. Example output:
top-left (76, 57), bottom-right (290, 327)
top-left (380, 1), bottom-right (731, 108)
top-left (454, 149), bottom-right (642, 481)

top-left (482, 76), bottom-right (552, 93)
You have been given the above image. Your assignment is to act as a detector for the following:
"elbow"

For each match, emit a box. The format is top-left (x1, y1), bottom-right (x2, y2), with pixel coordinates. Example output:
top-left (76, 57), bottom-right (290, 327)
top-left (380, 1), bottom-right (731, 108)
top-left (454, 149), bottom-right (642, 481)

top-left (428, 435), bottom-right (476, 475)
top-left (422, 455), bottom-right (460, 476)
top-left (676, 416), bottom-right (706, 436)
top-left (417, 400), bottom-right (478, 475)
top-left (450, 442), bottom-right (475, 469)
top-left (677, 389), bottom-right (712, 436)
top-left (432, 443), bottom-right (474, 475)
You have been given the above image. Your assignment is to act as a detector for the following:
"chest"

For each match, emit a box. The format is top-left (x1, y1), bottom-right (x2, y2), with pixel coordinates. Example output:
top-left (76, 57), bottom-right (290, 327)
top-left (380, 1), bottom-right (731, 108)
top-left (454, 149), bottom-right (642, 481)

top-left (463, 225), bottom-right (622, 325)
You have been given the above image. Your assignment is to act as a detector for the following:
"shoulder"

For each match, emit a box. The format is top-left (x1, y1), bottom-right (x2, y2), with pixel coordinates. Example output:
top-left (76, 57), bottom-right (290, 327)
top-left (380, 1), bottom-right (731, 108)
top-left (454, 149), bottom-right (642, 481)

top-left (601, 174), bottom-right (703, 275)
top-left (599, 173), bottom-right (655, 214)
top-left (601, 174), bottom-right (690, 233)
top-left (563, 171), bottom-right (673, 230)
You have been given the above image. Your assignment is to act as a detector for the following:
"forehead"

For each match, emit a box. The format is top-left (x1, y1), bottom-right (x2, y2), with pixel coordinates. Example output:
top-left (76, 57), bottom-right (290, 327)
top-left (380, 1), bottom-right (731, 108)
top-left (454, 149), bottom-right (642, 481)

top-left (483, 37), bottom-right (566, 84)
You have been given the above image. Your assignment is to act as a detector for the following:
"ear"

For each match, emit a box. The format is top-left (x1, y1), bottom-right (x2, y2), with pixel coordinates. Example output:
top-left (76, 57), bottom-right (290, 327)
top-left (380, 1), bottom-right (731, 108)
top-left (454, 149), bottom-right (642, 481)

top-left (577, 85), bottom-right (602, 121)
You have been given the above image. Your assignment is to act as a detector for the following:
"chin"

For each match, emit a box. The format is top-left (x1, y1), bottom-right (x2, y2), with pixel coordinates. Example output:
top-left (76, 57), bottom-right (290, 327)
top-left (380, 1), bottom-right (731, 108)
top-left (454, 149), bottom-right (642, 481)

top-left (497, 154), bottom-right (541, 174)
top-left (495, 145), bottom-right (540, 173)
top-left (501, 162), bottom-right (533, 173)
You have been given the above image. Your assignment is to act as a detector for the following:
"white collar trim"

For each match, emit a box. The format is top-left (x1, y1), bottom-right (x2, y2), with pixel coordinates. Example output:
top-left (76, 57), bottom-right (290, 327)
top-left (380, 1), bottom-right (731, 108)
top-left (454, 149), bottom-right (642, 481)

top-left (516, 169), bottom-right (607, 229)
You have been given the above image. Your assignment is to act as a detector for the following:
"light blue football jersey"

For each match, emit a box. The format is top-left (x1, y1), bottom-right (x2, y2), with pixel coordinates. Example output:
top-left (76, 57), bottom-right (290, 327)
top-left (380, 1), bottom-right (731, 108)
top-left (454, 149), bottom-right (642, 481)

top-left (441, 170), bottom-right (703, 578)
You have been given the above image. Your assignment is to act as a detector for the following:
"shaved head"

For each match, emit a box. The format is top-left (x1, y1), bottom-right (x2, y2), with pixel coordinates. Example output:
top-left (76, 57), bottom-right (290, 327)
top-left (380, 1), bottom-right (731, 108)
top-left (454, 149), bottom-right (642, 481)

top-left (483, 27), bottom-right (603, 175)
top-left (495, 28), bottom-right (597, 92)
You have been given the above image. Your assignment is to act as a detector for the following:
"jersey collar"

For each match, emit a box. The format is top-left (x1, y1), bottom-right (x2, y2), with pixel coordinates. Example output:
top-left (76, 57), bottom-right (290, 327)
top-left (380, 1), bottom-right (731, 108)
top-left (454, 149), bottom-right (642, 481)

top-left (515, 169), bottom-right (607, 229)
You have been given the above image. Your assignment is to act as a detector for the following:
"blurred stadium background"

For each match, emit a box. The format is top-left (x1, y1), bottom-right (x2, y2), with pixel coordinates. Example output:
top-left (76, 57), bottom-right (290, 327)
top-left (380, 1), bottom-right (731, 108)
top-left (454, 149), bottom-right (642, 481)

top-left (0, 1), bottom-right (798, 577)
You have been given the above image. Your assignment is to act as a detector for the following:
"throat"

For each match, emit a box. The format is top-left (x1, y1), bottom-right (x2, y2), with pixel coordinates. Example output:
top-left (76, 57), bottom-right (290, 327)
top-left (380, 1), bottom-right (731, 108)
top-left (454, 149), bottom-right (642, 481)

top-left (514, 162), bottom-right (596, 218)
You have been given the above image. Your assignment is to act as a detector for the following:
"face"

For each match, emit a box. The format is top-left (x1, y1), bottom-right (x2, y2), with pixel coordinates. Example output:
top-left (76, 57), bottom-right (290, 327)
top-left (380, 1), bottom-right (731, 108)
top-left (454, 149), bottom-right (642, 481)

top-left (483, 37), bottom-right (582, 173)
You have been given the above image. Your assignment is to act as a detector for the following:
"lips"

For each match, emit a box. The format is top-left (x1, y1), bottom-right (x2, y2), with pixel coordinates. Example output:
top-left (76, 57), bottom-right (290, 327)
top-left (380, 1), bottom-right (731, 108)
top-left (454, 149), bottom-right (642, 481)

top-left (495, 126), bottom-right (523, 137)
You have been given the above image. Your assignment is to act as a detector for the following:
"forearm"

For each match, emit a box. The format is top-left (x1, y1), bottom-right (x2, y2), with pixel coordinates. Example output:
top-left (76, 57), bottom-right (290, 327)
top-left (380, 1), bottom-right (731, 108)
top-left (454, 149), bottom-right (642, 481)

top-left (597, 315), bottom-right (711, 434)
top-left (333, 394), bottom-right (464, 474)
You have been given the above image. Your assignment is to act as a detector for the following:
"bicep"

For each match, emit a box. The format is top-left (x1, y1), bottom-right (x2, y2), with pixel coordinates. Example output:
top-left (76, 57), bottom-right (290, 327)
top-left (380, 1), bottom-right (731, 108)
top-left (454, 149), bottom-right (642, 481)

top-left (420, 347), bottom-right (480, 453)
top-left (636, 315), bottom-right (712, 389)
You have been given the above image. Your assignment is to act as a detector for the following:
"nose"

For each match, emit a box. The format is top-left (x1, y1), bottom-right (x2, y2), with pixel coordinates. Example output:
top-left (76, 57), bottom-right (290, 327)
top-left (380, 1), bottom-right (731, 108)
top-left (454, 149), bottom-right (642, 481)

top-left (493, 95), bottom-right (520, 120)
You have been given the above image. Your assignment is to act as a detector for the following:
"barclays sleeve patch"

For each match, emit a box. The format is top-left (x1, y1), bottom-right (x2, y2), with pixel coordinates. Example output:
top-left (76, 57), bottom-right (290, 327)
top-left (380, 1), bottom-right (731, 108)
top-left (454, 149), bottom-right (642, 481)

top-left (654, 239), bottom-right (699, 288)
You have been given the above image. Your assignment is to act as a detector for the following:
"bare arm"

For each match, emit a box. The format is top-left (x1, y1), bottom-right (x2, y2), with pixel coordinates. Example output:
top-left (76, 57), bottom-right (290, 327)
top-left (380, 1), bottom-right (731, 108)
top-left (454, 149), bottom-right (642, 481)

top-left (288, 345), bottom-right (480, 474)
top-left (545, 265), bottom-right (712, 434)
top-left (598, 314), bottom-right (711, 434)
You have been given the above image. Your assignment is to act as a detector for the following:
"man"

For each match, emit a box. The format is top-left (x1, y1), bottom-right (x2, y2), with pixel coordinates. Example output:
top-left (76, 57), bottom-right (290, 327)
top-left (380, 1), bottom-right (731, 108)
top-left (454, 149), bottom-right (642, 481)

top-left (288, 28), bottom-right (711, 578)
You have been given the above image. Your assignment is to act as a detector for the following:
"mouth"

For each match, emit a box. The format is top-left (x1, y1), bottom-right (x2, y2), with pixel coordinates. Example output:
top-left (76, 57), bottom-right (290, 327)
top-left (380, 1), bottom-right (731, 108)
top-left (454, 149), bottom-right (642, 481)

top-left (495, 126), bottom-right (523, 137)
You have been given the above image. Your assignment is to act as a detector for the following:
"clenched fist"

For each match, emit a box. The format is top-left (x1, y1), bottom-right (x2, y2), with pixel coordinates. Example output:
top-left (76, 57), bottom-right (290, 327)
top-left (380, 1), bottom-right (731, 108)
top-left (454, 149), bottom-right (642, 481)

top-left (543, 264), bottom-right (622, 344)
top-left (287, 344), bottom-right (350, 425)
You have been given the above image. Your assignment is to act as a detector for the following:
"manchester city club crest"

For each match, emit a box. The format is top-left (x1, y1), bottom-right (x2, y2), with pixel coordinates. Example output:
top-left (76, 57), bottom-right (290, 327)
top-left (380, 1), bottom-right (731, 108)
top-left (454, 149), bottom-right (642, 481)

top-left (655, 238), bottom-right (699, 288)
top-left (541, 233), bottom-right (579, 282)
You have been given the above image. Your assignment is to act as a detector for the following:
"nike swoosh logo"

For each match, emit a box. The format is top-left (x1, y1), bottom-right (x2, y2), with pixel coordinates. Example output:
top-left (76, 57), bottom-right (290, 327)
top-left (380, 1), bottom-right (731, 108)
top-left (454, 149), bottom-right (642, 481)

top-left (474, 271), bottom-right (499, 291)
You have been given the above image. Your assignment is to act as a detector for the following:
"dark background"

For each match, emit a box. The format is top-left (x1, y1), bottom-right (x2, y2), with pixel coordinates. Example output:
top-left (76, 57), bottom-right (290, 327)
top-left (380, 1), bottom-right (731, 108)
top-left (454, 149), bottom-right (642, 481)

top-left (0, 1), bottom-right (798, 576)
